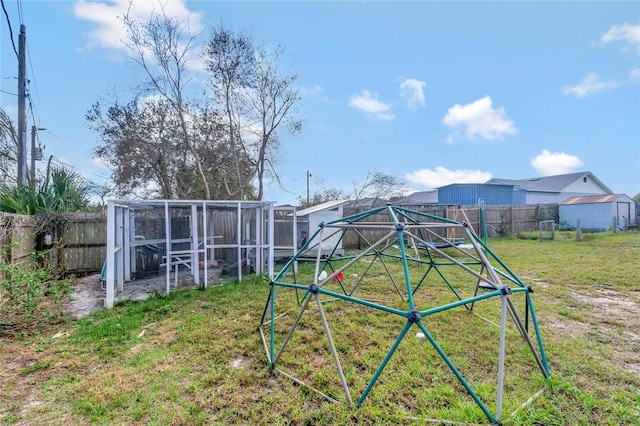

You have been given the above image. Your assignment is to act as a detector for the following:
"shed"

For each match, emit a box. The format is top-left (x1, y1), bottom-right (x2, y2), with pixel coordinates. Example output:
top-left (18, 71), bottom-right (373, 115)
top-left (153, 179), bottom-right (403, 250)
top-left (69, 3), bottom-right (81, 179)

top-left (559, 194), bottom-right (636, 231)
top-left (295, 199), bottom-right (349, 256)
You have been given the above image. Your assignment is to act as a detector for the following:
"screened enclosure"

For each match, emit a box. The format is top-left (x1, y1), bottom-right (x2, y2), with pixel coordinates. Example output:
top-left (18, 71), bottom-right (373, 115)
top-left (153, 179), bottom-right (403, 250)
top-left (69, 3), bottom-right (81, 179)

top-left (104, 199), bottom-right (297, 308)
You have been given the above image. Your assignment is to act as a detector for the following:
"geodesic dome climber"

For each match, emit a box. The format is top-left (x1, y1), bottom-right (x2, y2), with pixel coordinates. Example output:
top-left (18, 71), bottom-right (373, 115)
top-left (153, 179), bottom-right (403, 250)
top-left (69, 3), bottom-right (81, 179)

top-left (259, 204), bottom-right (551, 425)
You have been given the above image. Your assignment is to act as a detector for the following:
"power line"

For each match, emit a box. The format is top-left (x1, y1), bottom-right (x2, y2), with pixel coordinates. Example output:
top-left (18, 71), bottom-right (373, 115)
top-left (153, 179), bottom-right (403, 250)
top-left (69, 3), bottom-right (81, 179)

top-left (0, 88), bottom-right (18, 96)
top-left (1, 0), bottom-right (19, 59)
top-left (16, 0), bottom-right (23, 25)
top-left (26, 39), bottom-right (40, 103)
top-left (27, 93), bottom-right (39, 126)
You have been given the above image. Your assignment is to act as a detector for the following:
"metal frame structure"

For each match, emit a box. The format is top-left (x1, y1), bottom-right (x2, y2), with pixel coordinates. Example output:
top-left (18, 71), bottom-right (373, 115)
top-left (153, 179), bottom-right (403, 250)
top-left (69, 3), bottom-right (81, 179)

top-left (105, 199), bottom-right (285, 308)
top-left (259, 204), bottom-right (551, 425)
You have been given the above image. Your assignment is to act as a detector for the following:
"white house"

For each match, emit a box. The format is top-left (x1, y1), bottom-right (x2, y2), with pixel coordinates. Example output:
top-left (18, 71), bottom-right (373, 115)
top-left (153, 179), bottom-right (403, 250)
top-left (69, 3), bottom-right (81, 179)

top-left (486, 171), bottom-right (613, 205)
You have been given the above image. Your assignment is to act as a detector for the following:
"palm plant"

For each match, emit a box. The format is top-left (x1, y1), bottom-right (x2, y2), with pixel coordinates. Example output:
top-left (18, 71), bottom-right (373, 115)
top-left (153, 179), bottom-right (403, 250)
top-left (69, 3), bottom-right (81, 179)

top-left (0, 184), bottom-right (41, 215)
top-left (45, 168), bottom-right (91, 213)
top-left (0, 166), bottom-right (91, 214)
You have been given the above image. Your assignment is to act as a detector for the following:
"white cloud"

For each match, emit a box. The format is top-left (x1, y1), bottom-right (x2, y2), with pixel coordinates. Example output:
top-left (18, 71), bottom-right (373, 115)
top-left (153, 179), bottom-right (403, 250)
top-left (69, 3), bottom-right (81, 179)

top-left (405, 166), bottom-right (492, 189)
top-left (348, 90), bottom-right (395, 120)
top-left (530, 149), bottom-right (583, 176)
top-left (399, 78), bottom-right (426, 110)
top-left (594, 23), bottom-right (640, 54)
top-left (562, 73), bottom-right (622, 97)
top-left (73, 0), bottom-right (204, 54)
top-left (442, 96), bottom-right (517, 140)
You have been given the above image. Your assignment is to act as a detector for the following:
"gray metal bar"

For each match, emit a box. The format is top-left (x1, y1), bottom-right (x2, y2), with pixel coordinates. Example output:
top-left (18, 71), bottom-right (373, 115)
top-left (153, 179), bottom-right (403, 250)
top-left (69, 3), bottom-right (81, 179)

top-left (315, 293), bottom-right (353, 405)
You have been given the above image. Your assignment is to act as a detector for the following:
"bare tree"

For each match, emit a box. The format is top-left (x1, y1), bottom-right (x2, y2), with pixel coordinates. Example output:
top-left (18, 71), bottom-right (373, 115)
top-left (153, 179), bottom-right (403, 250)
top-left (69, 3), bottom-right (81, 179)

top-left (203, 29), bottom-right (302, 200)
top-left (297, 187), bottom-right (345, 208)
top-left (0, 108), bottom-right (18, 185)
top-left (351, 170), bottom-right (406, 208)
top-left (247, 46), bottom-right (302, 200)
top-left (122, 7), bottom-right (212, 199)
top-left (202, 26), bottom-right (255, 199)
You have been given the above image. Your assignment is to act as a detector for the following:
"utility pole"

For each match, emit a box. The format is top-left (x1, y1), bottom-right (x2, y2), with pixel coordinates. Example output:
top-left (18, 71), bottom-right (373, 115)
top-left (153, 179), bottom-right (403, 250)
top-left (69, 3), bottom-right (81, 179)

top-left (30, 125), bottom-right (45, 189)
top-left (306, 170), bottom-right (311, 206)
top-left (17, 24), bottom-right (27, 186)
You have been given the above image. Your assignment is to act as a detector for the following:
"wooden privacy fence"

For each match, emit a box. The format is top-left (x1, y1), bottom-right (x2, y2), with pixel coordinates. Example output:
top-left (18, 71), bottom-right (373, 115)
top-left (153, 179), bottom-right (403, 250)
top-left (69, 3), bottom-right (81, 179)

top-left (341, 204), bottom-right (558, 249)
top-left (0, 204), bottom-right (558, 277)
top-left (0, 212), bottom-right (38, 307)
top-left (57, 213), bottom-right (108, 275)
top-left (0, 212), bottom-right (107, 278)
top-left (0, 212), bottom-right (37, 278)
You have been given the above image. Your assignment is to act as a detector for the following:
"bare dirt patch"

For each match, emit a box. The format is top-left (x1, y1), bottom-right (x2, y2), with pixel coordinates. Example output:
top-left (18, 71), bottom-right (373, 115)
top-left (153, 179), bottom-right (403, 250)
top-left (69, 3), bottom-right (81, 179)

top-left (572, 289), bottom-right (640, 374)
top-left (573, 290), bottom-right (639, 323)
top-left (66, 267), bottom-right (223, 319)
top-left (521, 274), bottom-right (640, 375)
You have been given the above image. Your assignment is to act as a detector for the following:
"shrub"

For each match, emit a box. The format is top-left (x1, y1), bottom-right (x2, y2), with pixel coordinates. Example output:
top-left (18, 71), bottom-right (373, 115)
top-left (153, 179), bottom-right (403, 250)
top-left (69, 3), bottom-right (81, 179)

top-left (0, 252), bottom-right (72, 336)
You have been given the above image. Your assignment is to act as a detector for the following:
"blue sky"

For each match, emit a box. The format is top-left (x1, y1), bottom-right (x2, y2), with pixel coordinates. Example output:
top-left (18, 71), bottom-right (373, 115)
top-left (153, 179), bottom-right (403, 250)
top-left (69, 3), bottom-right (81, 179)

top-left (1, 0), bottom-right (639, 204)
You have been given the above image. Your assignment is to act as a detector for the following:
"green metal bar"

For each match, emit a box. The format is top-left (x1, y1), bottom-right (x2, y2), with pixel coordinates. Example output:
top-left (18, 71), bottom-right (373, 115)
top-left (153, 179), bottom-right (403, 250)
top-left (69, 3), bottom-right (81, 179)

top-left (411, 233), bottom-right (496, 289)
top-left (273, 281), bottom-right (314, 291)
top-left (386, 204), bottom-right (401, 224)
top-left (376, 249), bottom-right (407, 301)
top-left (527, 291), bottom-right (551, 377)
top-left (420, 288), bottom-right (504, 317)
top-left (395, 206), bottom-right (461, 225)
top-left (386, 205), bottom-right (417, 309)
top-left (260, 282), bottom-right (274, 325)
top-left (310, 227), bottom-right (346, 266)
top-left (271, 280), bottom-right (408, 317)
top-left (346, 250), bottom-right (380, 296)
top-left (397, 228), bottom-right (416, 310)
top-left (525, 292), bottom-right (530, 333)
top-left (496, 293), bottom-right (508, 422)
top-left (394, 209), bottom-right (423, 226)
top-left (415, 321), bottom-right (498, 424)
top-left (324, 261), bottom-right (348, 295)
top-left (313, 230), bottom-right (397, 289)
top-left (472, 235), bottom-right (526, 288)
top-left (270, 285), bottom-right (276, 365)
top-left (410, 263), bottom-right (433, 295)
top-left (356, 320), bottom-right (412, 406)
top-left (274, 225), bottom-right (325, 278)
top-left (479, 199), bottom-right (487, 245)
top-left (501, 291), bottom-right (549, 376)
top-left (430, 263), bottom-right (468, 306)
top-left (316, 285), bottom-right (408, 317)
top-left (332, 205), bottom-right (388, 224)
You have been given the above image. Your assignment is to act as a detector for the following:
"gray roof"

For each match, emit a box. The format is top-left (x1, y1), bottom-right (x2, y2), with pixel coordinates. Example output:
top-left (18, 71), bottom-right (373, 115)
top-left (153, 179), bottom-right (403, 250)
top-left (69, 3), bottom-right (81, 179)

top-left (486, 171), bottom-right (612, 193)
top-left (396, 190), bottom-right (438, 205)
top-left (343, 197), bottom-right (389, 209)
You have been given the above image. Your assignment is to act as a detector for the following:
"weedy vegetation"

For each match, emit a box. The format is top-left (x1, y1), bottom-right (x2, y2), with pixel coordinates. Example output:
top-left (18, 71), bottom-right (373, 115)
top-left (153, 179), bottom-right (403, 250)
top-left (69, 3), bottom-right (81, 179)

top-left (0, 231), bottom-right (638, 425)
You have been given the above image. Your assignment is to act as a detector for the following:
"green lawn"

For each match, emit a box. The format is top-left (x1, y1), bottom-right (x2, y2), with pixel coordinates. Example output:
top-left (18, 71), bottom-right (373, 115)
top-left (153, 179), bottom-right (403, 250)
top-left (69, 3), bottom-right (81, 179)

top-left (1, 231), bottom-right (638, 425)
